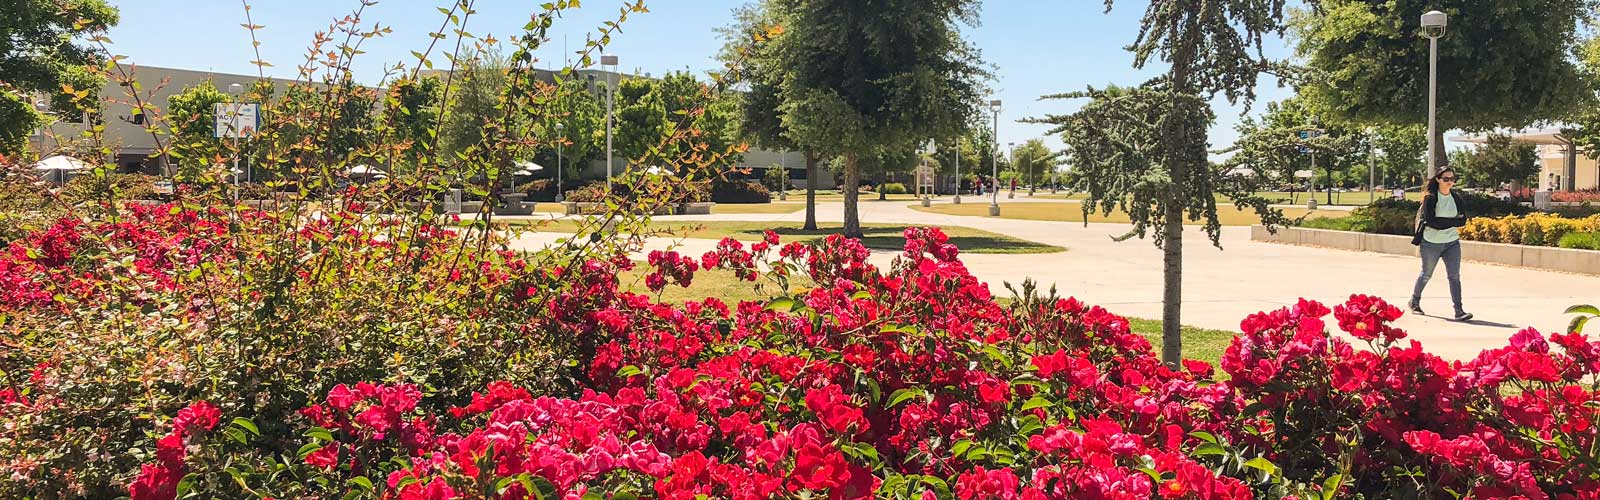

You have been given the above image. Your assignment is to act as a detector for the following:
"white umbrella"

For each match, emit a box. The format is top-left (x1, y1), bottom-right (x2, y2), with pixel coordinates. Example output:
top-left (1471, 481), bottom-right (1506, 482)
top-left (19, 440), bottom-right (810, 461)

top-left (32, 155), bottom-right (89, 172)
top-left (347, 165), bottom-right (387, 178)
top-left (32, 155), bottom-right (89, 183)
top-left (513, 161), bottom-right (544, 175)
top-left (642, 165), bottom-right (673, 176)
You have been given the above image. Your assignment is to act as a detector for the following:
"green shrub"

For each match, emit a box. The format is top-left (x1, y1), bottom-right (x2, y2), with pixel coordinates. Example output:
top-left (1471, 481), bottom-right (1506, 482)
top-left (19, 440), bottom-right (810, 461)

top-left (877, 182), bottom-right (908, 194)
top-left (1298, 216), bottom-right (1370, 232)
top-left (710, 180), bottom-right (771, 203)
top-left (1559, 232), bottom-right (1600, 250)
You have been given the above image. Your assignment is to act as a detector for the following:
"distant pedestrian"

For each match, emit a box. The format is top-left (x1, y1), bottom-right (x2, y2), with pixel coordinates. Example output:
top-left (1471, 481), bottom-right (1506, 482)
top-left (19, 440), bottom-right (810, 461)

top-left (1409, 167), bottom-right (1471, 321)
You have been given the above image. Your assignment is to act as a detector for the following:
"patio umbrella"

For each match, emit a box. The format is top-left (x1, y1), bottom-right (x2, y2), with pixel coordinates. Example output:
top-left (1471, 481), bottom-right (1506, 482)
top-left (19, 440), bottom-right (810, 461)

top-left (642, 165), bottom-right (673, 176)
top-left (347, 165), bottom-right (388, 179)
top-left (32, 155), bottom-right (89, 183)
top-left (511, 161), bottom-right (544, 191)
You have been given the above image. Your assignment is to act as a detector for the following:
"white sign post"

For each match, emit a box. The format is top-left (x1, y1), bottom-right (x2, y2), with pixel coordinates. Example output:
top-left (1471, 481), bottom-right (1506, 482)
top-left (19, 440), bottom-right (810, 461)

top-left (214, 103), bottom-right (259, 138)
top-left (214, 103), bottom-right (259, 188)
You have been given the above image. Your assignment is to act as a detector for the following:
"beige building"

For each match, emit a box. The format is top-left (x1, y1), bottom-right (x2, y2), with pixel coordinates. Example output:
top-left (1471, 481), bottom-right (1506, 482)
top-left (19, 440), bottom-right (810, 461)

top-left (1452, 128), bottom-right (1599, 191)
top-left (27, 65), bottom-right (823, 187)
top-left (28, 65), bottom-right (306, 174)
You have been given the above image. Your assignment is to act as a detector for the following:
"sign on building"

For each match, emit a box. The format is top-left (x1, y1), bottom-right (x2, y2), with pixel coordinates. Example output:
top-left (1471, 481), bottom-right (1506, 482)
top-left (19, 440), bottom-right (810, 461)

top-left (214, 103), bottom-right (260, 138)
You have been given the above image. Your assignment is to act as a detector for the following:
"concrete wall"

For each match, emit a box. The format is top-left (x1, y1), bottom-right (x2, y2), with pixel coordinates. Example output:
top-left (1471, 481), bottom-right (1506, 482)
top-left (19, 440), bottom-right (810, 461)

top-left (1251, 226), bottom-right (1600, 275)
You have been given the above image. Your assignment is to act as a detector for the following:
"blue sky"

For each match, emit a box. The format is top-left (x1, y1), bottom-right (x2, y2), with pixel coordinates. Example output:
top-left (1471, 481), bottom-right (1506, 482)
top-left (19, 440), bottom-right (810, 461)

top-left (104, 0), bottom-right (1299, 152)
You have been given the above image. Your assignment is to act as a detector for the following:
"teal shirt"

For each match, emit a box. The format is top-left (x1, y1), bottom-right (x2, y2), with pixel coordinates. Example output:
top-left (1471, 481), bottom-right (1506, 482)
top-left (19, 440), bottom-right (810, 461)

top-left (1423, 193), bottom-right (1460, 244)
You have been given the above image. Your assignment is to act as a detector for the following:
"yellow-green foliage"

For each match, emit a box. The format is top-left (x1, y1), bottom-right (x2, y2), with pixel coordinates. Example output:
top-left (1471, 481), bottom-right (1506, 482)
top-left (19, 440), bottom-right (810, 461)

top-left (1460, 214), bottom-right (1600, 247)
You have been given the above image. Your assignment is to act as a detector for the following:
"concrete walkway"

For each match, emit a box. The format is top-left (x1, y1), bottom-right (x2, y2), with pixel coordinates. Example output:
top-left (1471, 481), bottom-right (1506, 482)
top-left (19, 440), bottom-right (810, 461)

top-left (505, 197), bottom-right (1600, 361)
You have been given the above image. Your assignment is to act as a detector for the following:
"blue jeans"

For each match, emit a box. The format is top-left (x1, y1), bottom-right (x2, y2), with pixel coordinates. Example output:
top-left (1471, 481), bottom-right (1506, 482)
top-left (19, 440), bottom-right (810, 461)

top-left (1412, 239), bottom-right (1464, 314)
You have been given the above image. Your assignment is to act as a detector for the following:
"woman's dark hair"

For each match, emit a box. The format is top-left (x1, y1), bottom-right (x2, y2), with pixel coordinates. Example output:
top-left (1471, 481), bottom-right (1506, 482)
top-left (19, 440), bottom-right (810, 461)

top-left (1426, 167), bottom-right (1456, 195)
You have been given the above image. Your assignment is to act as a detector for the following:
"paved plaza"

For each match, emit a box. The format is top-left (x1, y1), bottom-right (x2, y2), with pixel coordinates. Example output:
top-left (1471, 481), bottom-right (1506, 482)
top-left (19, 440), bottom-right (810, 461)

top-left (508, 197), bottom-right (1600, 361)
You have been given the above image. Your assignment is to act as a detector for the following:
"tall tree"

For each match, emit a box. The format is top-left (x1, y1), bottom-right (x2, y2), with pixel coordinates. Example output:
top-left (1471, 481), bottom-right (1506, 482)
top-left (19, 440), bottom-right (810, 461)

top-left (1226, 94), bottom-right (1364, 203)
top-left (1039, 0), bottom-right (1291, 366)
top-left (164, 81), bottom-right (231, 170)
top-left (1291, 0), bottom-right (1591, 172)
top-left (1456, 134), bottom-right (1540, 189)
top-left (530, 76), bottom-right (604, 182)
top-left (763, 0), bottom-right (987, 238)
top-left (0, 0), bottom-right (118, 155)
top-left (719, 1), bottom-right (823, 230)
top-left (612, 76), bottom-right (670, 170)
top-left (442, 52), bottom-right (509, 163)
top-left (382, 75), bottom-right (444, 169)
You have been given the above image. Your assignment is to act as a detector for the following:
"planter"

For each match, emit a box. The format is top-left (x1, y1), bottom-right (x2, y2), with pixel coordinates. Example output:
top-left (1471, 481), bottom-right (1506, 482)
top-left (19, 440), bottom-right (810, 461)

top-left (563, 202), bottom-right (675, 216)
top-left (1252, 225), bottom-right (1600, 276)
top-left (493, 194), bottom-right (533, 216)
top-left (678, 202), bottom-right (715, 215)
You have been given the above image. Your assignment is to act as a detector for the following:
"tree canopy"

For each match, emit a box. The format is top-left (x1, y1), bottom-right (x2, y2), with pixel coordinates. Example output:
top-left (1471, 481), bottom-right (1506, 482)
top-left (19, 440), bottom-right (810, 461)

top-left (1291, 0), bottom-right (1592, 168)
top-left (760, 0), bottom-right (988, 237)
top-left (1041, 0), bottom-right (1292, 365)
top-left (0, 0), bottom-right (119, 155)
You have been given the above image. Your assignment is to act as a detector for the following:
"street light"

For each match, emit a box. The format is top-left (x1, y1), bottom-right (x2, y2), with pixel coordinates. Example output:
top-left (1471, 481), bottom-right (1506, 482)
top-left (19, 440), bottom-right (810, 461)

top-left (1421, 10), bottom-right (1447, 178)
top-left (602, 54), bottom-right (618, 192)
top-left (555, 122), bottom-right (565, 202)
top-left (227, 83), bottom-right (245, 188)
top-left (952, 135), bottom-right (961, 204)
top-left (1007, 142), bottom-right (1016, 199)
top-left (988, 99), bottom-right (1001, 216)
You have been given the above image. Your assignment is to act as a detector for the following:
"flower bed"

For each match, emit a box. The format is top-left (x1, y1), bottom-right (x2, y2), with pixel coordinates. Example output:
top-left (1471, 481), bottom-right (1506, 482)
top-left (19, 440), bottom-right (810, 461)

top-left (3, 207), bottom-right (1599, 499)
top-left (1461, 213), bottom-right (1600, 249)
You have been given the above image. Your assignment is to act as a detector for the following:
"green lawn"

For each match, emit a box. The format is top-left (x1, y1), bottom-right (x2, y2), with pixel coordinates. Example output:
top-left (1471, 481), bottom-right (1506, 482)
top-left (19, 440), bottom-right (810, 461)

top-left (506, 220), bottom-right (1065, 254)
top-left (911, 202), bottom-right (1352, 226)
top-left (713, 203), bottom-right (806, 214)
top-left (625, 267), bottom-right (1235, 365)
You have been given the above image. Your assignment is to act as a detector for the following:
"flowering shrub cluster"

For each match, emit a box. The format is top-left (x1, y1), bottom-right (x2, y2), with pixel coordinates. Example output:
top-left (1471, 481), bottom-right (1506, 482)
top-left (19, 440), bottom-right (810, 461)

top-left (34, 223), bottom-right (1590, 499)
top-left (1461, 213), bottom-right (1600, 247)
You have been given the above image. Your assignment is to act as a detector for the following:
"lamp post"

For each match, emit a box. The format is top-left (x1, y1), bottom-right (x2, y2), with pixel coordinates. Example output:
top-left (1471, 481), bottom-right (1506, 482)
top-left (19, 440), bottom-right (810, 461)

top-left (602, 54), bottom-right (618, 192)
top-left (555, 122), bottom-right (565, 202)
top-left (1421, 10), bottom-right (1447, 178)
top-left (1008, 142), bottom-right (1016, 199)
top-left (227, 83), bottom-right (244, 189)
top-left (989, 99), bottom-right (1001, 216)
top-left (952, 136), bottom-right (961, 204)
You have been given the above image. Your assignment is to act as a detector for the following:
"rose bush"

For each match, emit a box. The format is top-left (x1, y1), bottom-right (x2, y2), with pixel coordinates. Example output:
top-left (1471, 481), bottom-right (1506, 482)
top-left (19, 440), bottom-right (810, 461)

top-left (8, 214), bottom-right (1592, 499)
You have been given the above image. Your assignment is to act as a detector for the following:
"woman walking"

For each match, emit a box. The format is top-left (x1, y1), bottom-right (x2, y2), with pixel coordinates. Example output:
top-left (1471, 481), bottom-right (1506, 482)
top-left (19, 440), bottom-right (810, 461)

top-left (1409, 167), bottom-right (1472, 321)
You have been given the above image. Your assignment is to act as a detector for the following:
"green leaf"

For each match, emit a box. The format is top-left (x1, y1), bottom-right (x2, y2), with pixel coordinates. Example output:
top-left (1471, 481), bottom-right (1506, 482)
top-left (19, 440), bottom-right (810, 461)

top-left (1192, 442), bottom-right (1227, 456)
top-left (529, 476), bottom-right (558, 500)
top-left (1244, 457), bottom-right (1279, 475)
top-left (886, 388), bottom-right (926, 408)
top-left (1188, 431), bottom-right (1218, 444)
top-left (306, 427), bottom-right (334, 442)
top-left (231, 417), bottom-right (260, 436)
top-left (617, 365), bottom-right (643, 378)
top-left (176, 473), bottom-right (198, 498)
top-left (1321, 474), bottom-right (1344, 500)
top-left (297, 443), bottom-right (322, 458)
top-left (1019, 396), bottom-right (1053, 412)
top-left (949, 439), bottom-right (974, 457)
top-left (1564, 304), bottom-right (1600, 316)
top-left (765, 297), bottom-right (795, 311)
top-left (347, 476), bottom-right (375, 491)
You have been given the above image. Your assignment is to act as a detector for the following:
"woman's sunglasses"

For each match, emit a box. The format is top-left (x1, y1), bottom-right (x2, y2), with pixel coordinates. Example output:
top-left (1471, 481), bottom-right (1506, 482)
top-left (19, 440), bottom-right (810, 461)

top-left (1439, 176), bottom-right (1456, 182)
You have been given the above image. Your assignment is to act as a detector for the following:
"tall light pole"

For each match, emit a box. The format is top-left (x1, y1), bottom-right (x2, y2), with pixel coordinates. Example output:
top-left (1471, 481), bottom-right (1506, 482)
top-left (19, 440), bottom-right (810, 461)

top-left (1007, 142), bottom-right (1016, 199)
top-left (227, 83), bottom-right (244, 187)
top-left (602, 54), bottom-right (618, 192)
top-left (1421, 10), bottom-right (1447, 178)
top-left (555, 122), bottom-right (565, 202)
top-left (988, 99), bottom-right (1001, 216)
top-left (952, 136), bottom-right (961, 204)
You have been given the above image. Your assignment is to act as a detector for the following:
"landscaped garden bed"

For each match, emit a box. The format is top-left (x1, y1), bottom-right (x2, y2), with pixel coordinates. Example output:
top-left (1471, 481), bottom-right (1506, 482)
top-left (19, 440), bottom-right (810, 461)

top-left (3, 202), bottom-right (1598, 499)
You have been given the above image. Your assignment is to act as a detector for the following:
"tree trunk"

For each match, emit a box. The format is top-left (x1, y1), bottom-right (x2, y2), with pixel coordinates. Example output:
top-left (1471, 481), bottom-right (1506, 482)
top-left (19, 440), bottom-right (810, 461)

top-left (843, 152), bottom-right (862, 238)
top-left (878, 170), bottom-right (887, 201)
top-left (1161, 204), bottom-right (1183, 366)
top-left (804, 151), bottom-right (818, 231)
